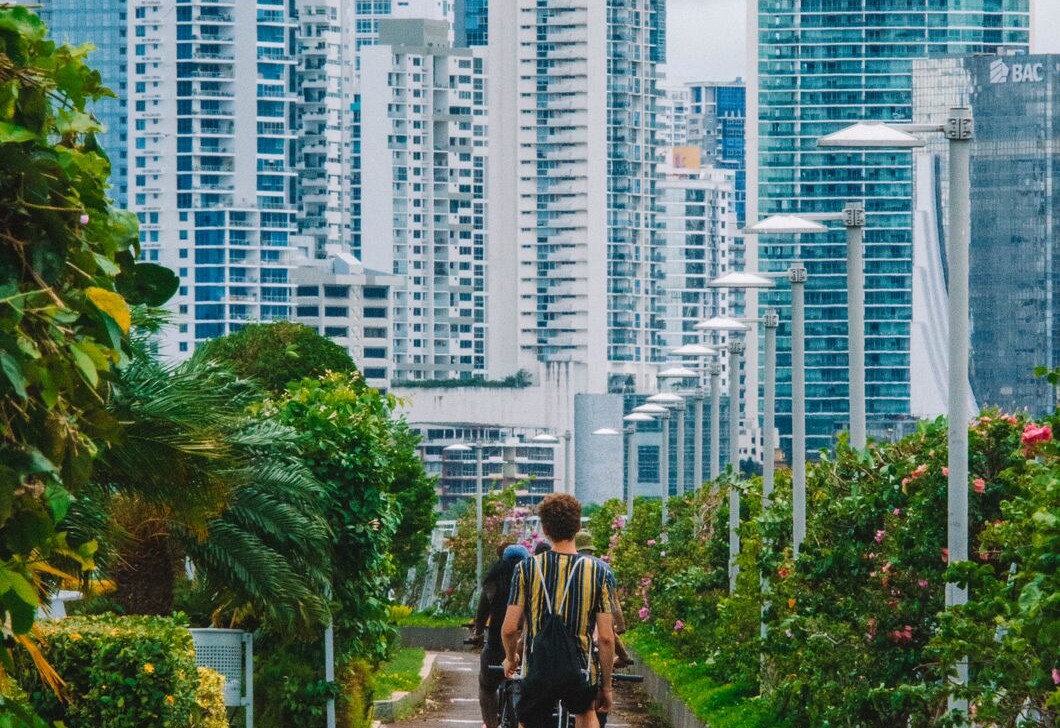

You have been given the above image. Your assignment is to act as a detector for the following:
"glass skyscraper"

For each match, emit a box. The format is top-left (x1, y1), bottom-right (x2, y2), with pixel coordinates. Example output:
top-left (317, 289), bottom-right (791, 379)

top-left (750, 0), bottom-right (1030, 455)
top-left (455, 0), bottom-right (488, 46)
top-left (33, 0), bottom-right (128, 206)
top-left (913, 53), bottom-right (1060, 416)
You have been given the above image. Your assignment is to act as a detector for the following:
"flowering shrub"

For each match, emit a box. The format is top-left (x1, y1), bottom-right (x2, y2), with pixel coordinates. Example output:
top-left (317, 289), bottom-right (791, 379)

top-left (444, 486), bottom-right (535, 610)
top-left (191, 667), bottom-right (227, 728)
top-left (609, 411), bottom-right (1059, 726)
top-left (14, 615), bottom-right (200, 727)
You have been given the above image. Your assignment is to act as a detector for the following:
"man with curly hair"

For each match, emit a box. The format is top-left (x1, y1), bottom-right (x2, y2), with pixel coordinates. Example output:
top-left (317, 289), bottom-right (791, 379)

top-left (502, 493), bottom-right (615, 728)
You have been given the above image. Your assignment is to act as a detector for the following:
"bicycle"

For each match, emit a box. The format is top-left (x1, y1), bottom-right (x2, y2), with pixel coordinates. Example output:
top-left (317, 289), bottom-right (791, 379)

top-left (489, 667), bottom-right (643, 728)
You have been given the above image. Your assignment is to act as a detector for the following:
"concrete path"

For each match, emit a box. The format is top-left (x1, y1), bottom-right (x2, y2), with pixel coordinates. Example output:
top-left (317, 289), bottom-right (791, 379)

top-left (388, 651), bottom-right (662, 727)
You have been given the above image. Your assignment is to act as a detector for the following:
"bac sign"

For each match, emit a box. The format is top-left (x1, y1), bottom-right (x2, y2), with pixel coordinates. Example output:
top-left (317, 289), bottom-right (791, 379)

top-left (989, 58), bottom-right (1044, 84)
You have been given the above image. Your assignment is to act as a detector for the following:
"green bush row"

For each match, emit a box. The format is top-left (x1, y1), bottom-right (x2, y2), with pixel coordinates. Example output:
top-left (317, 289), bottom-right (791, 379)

top-left (607, 411), bottom-right (1059, 726)
top-left (13, 615), bottom-right (225, 728)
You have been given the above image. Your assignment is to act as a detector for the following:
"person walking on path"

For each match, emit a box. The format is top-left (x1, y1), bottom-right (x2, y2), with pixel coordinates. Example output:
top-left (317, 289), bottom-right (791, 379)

top-left (473, 543), bottom-right (530, 728)
top-left (502, 494), bottom-right (615, 728)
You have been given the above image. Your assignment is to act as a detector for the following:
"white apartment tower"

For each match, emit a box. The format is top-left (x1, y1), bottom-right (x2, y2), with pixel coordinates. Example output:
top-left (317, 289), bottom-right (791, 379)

top-left (360, 20), bottom-right (488, 382)
top-left (296, 0), bottom-right (346, 258)
top-left (130, 0), bottom-right (300, 357)
top-left (487, 0), bottom-right (666, 394)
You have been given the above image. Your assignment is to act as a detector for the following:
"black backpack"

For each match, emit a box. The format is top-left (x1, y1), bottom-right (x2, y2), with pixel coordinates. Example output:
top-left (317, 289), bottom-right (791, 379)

top-left (523, 556), bottom-right (591, 695)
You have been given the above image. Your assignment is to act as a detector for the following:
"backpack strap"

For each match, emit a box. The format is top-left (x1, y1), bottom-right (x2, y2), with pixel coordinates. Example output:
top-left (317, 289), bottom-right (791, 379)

top-left (531, 554), bottom-right (588, 617)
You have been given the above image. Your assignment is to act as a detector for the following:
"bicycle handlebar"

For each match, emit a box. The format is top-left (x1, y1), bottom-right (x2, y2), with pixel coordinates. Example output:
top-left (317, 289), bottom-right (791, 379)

top-left (486, 666), bottom-right (642, 684)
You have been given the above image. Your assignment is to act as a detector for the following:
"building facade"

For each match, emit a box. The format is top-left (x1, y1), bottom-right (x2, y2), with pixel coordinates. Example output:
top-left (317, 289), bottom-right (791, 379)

top-left (360, 19), bottom-right (488, 383)
top-left (658, 85), bottom-right (691, 151)
top-left (454, 0), bottom-right (488, 47)
top-left (33, 0), bottom-right (128, 206)
top-left (912, 53), bottom-right (1060, 416)
top-left (291, 243), bottom-right (399, 391)
top-left (686, 80), bottom-right (746, 226)
top-left (129, 0), bottom-right (301, 358)
top-left (748, 0), bottom-right (1030, 456)
top-left (487, 0), bottom-right (666, 395)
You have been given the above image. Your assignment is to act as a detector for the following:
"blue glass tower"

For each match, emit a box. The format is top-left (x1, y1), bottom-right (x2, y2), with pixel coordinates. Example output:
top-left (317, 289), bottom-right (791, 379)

top-left (35, 0), bottom-right (128, 206)
top-left (455, 0), bottom-right (488, 47)
top-left (752, 0), bottom-right (1030, 456)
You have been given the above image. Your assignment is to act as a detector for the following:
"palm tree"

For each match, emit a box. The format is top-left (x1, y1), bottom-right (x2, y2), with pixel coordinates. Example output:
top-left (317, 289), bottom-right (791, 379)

top-left (65, 344), bottom-right (333, 633)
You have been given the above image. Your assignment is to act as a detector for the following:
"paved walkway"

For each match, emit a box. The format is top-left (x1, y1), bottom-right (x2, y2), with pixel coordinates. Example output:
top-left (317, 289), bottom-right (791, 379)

top-left (389, 651), bottom-right (661, 728)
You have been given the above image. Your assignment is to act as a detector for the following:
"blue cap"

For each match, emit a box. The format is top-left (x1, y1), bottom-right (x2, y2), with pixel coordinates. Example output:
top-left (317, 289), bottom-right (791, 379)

top-left (503, 544), bottom-right (531, 561)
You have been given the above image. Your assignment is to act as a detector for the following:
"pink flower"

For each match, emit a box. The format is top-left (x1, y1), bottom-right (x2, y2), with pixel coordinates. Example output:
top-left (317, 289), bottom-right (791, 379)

top-left (1021, 423), bottom-right (1053, 447)
top-left (641, 577), bottom-right (652, 587)
top-left (646, 539), bottom-right (657, 547)
top-left (1052, 668), bottom-right (1060, 685)
top-left (941, 547), bottom-right (949, 563)
top-left (973, 478), bottom-right (986, 494)
top-left (942, 467), bottom-right (949, 477)
top-left (892, 508), bottom-right (901, 516)
top-left (918, 579), bottom-right (929, 588)
top-left (638, 607), bottom-right (650, 621)
top-left (913, 464), bottom-right (928, 477)
top-left (673, 620), bottom-right (685, 631)
top-left (78, 213), bottom-right (89, 225)
top-left (901, 477), bottom-right (910, 487)
top-left (874, 530), bottom-right (886, 544)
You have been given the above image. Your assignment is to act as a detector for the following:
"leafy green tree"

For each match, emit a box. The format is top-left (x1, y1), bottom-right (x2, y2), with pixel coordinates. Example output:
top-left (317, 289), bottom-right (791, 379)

top-left (0, 5), bottom-right (173, 671)
top-left (202, 321), bottom-right (357, 395)
top-left (387, 420), bottom-right (437, 578)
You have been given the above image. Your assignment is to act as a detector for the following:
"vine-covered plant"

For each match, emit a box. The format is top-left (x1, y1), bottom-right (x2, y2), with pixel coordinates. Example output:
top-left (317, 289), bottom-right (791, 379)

top-left (0, 5), bottom-right (176, 677)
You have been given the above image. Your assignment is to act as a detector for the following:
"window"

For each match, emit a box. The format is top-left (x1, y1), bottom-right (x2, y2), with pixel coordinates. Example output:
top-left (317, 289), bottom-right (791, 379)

top-left (296, 306), bottom-right (320, 317)
top-left (323, 285), bottom-right (349, 298)
top-left (637, 445), bottom-right (659, 484)
top-left (296, 285), bottom-right (319, 297)
top-left (364, 368), bottom-right (387, 379)
top-left (364, 347), bottom-right (387, 358)
top-left (324, 326), bottom-right (348, 338)
top-left (324, 306), bottom-right (348, 317)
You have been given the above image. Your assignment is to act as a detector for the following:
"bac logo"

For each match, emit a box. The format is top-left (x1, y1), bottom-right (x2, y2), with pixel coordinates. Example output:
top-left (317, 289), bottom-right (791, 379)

top-left (990, 58), bottom-right (1044, 84)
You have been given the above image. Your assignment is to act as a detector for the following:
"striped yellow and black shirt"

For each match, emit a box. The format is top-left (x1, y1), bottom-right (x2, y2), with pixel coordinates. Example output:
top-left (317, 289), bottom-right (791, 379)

top-left (508, 551), bottom-right (614, 681)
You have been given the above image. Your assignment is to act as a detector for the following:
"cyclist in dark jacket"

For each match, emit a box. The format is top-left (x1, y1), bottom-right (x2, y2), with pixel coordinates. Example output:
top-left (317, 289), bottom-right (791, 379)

top-left (474, 543), bottom-right (530, 728)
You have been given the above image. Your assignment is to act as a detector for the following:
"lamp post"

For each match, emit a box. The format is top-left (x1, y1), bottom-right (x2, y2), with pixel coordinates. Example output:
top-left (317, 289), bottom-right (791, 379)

top-left (818, 111), bottom-right (974, 715)
top-left (647, 393), bottom-right (683, 526)
top-left (710, 361), bottom-right (721, 480)
top-left (658, 368), bottom-right (696, 497)
top-left (740, 217), bottom-right (824, 558)
top-left (672, 345), bottom-right (717, 491)
top-left (624, 413), bottom-right (655, 519)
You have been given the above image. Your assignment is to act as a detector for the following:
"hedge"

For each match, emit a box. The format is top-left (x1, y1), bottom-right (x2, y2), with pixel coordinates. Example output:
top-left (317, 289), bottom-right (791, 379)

top-left (14, 615), bottom-right (201, 727)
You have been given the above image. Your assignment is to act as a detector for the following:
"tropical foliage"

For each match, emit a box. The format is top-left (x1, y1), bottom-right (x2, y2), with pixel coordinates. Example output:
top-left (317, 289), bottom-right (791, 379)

top-left (608, 412), bottom-right (1060, 726)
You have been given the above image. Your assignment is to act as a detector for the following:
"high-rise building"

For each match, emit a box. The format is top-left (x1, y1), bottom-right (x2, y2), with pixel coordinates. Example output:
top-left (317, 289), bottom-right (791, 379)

top-left (296, 0), bottom-right (346, 259)
top-left (347, 0), bottom-right (454, 259)
top-left (657, 158), bottom-right (735, 364)
top-left (291, 243), bottom-right (399, 391)
top-left (454, 0), bottom-right (488, 47)
top-left (33, 0), bottom-right (128, 206)
top-left (912, 53), bottom-right (1060, 416)
top-left (748, 1), bottom-right (1030, 456)
top-left (360, 19), bottom-right (489, 382)
top-left (487, 0), bottom-right (666, 395)
top-left (686, 80), bottom-right (746, 226)
top-left (658, 85), bottom-right (691, 151)
top-left (130, 0), bottom-right (299, 357)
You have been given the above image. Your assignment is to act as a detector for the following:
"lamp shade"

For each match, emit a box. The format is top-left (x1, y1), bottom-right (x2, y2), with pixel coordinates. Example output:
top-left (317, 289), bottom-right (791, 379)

top-left (695, 316), bottom-right (750, 332)
top-left (593, 428), bottom-right (621, 436)
top-left (443, 443), bottom-right (472, 452)
top-left (531, 434), bottom-right (560, 444)
top-left (672, 343), bottom-right (716, 357)
top-left (743, 214), bottom-right (828, 235)
top-left (647, 392), bottom-right (684, 405)
top-left (709, 271), bottom-right (777, 289)
top-left (658, 366), bottom-right (698, 379)
top-left (632, 403), bottom-right (668, 415)
top-left (816, 120), bottom-right (926, 149)
top-left (624, 413), bottom-right (655, 423)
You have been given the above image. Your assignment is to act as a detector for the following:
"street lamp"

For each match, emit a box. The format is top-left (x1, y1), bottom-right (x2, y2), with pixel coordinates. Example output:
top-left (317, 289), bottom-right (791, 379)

top-left (647, 392), bottom-right (683, 524)
top-left (658, 369), bottom-right (696, 500)
top-left (444, 442), bottom-right (483, 589)
top-left (734, 231), bottom-right (816, 557)
top-left (819, 110), bottom-right (973, 714)
top-left (669, 346), bottom-right (720, 491)
top-left (531, 433), bottom-right (562, 497)
top-left (623, 412), bottom-right (655, 520)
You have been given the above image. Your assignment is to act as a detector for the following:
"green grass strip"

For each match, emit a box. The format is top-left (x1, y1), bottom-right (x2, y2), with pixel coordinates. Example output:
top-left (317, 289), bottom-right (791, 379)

top-left (373, 647), bottom-right (427, 699)
top-left (624, 630), bottom-right (788, 728)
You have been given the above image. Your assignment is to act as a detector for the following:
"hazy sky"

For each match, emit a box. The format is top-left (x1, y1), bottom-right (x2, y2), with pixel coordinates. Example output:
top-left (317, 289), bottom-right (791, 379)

top-left (664, 0), bottom-right (1060, 85)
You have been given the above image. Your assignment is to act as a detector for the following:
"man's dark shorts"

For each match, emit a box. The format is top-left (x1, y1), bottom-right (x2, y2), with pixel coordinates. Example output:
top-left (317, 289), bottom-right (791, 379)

top-left (517, 682), bottom-right (598, 728)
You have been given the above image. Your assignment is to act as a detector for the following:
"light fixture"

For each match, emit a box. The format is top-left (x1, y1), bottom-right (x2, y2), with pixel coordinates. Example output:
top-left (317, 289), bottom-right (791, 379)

top-left (709, 272), bottom-right (777, 289)
top-left (816, 120), bottom-right (927, 149)
top-left (592, 428), bottom-right (621, 436)
top-left (658, 366), bottom-right (698, 379)
top-left (694, 316), bottom-right (750, 332)
top-left (623, 413), bottom-right (654, 423)
top-left (632, 403), bottom-right (668, 415)
top-left (742, 214), bottom-right (828, 235)
top-left (671, 343), bottom-right (716, 357)
top-left (646, 392), bottom-right (684, 405)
